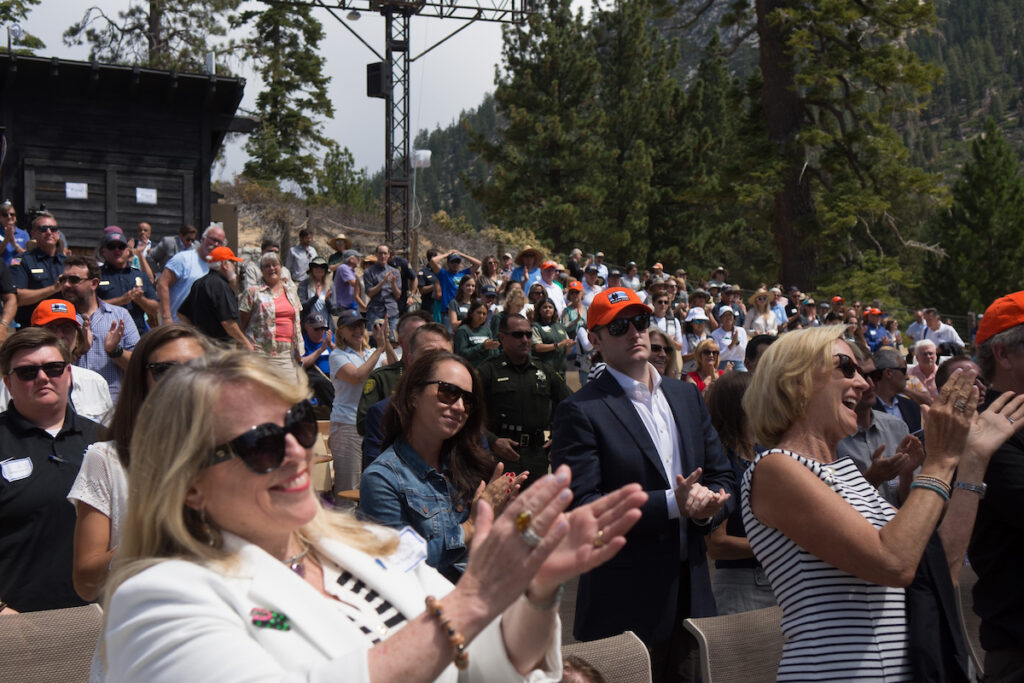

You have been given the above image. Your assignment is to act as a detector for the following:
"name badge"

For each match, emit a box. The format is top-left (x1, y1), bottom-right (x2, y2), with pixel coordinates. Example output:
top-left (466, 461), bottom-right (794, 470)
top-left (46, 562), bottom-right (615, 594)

top-left (30, 268), bottom-right (44, 274)
top-left (99, 280), bottom-right (111, 286)
top-left (1, 457), bottom-right (33, 482)
top-left (391, 527), bottom-right (427, 573)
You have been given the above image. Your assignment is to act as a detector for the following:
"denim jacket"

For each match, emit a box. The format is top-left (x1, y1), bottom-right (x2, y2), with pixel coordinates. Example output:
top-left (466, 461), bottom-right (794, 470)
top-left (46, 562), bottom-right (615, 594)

top-left (358, 438), bottom-right (469, 581)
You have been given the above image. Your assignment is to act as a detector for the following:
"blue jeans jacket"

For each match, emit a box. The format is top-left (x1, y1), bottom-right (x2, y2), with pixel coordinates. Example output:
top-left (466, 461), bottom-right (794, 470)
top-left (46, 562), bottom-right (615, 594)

top-left (358, 438), bottom-right (469, 581)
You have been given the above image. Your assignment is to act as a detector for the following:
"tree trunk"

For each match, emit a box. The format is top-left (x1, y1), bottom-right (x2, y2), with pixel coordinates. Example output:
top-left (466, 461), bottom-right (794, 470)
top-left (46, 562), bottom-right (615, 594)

top-left (148, 0), bottom-right (164, 66)
top-left (756, 0), bottom-right (818, 290)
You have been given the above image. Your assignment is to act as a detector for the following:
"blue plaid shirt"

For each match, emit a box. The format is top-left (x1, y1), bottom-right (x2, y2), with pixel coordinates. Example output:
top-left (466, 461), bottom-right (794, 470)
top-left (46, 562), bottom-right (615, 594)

top-left (76, 299), bottom-right (139, 403)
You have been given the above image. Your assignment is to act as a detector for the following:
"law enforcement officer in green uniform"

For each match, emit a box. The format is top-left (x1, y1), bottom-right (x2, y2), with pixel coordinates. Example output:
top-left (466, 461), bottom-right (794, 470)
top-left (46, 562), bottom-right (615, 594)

top-left (477, 313), bottom-right (571, 487)
top-left (356, 310), bottom-right (432, 434)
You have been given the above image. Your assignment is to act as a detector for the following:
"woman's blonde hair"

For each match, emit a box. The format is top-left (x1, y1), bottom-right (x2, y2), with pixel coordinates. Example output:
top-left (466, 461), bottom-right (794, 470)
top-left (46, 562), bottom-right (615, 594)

top-left (693, 338), bottom-right (720, 369)
top-left (743, 325), bottom-right (847, 447)
top-left (648, 328), bottom-right (680, 379)
top-left (105, 350), bottom-right (396, 606)
top-left (504, 287), bottom-right (526, 312)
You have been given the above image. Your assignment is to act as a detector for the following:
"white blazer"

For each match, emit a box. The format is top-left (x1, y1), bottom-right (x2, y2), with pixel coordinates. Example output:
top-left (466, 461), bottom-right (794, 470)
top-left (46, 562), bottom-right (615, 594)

top-left (103, 532), bottom-right (561, 682)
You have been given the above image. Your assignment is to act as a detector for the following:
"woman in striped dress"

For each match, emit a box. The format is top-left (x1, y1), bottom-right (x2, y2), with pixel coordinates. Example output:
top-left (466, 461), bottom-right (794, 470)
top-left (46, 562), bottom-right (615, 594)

top-left (739, 325), bottom-right (1024, 681)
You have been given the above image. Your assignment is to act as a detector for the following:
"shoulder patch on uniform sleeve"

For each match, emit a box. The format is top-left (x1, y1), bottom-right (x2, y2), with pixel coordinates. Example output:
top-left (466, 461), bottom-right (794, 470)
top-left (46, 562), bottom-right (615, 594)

top-left (363, 378), bottom-right (376, 395)
top-left (9, 258), bottom-right (21, 266)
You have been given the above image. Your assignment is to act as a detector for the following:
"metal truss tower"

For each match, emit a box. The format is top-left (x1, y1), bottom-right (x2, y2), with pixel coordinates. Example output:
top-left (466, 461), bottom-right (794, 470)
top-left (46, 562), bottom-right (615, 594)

top-left (311, 0), bottom-right (538, 251)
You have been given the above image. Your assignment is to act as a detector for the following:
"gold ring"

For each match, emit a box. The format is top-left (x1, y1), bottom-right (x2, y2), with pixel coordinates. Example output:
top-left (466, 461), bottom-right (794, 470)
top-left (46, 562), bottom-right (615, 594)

top-left (593, 529), bottom-right (605, 548)
top-left (515, 510), bottom-right (533, 533)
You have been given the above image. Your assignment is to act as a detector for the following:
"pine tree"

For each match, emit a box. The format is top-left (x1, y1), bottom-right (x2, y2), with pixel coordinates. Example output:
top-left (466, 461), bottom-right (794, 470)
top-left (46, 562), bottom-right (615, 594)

top-left (63, 0), bottom-right (240, 72)
top-left (924, 119), bottom-right (1024, 312)
top-left (2, 0), bottom-right (45, 52)
top-left (468, 0), bottom-right (609, 254)
top-left (236, 3), bottom-right (334, 194)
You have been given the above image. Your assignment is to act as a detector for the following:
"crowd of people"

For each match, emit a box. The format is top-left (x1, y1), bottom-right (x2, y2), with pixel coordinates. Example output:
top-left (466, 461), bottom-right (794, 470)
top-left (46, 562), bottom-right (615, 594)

top-left (1, 207), bottom-right (1022, 683)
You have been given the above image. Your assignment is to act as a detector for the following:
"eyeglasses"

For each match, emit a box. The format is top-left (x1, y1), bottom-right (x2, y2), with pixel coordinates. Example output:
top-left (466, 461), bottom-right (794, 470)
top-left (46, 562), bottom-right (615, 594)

top-left (208, 400), bottom-right (318, 474)
top-left (58, 274), bottom-right (90, 285)
top-left (604, 314), bottom-right (651, 337)
top-left (503, 330), bottom-right (532, 340)
top-left (650, 343), bottom-right (667, 353)
top-left (8, 361), bottom-right (69, 381)
top-left (701, 349), bottom-right (720, 357)
top-left (35, 225), bottom-right (59, 233)
top-left (203, 236), bottom-right (226, 246)
top-left (0, 212), bottom-right (15, 218)
top-left (106, 244), bottom-right (128, 251)
top-left (756, 297), bottom-right (768, 302)
top-left (655, 300), bottom-right (669, 306)
top-left (182, 236), bottom-right (197, 244)
top-left (833, 354), bottom-right (863, 379)
top-left (422, 380), bottom-right (475, 413)
top-left (146, 361), bottom-right (184, 381)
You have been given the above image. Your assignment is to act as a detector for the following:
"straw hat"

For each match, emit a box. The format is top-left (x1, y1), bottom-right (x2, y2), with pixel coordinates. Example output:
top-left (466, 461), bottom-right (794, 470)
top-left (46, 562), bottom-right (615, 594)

top-left (330, 234), bottom-right (349, 252)
top-left (515, 246), bottom-right (545, 266)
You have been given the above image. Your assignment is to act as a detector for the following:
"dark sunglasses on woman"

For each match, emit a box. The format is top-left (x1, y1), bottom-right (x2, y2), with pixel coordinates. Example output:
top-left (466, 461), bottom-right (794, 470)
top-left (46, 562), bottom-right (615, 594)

top-left (208, 400), bottom-right (318, 474)
top-left (604, 314), bottom-right (651, 337)
top-left (649, 343), bottom-right (667, 353)
top-left (833, 353), bottom-right (863, 379)
top-left (8, 361), bottom-right (69, 381)
top-left (422, 380), bottom-right (476, 413)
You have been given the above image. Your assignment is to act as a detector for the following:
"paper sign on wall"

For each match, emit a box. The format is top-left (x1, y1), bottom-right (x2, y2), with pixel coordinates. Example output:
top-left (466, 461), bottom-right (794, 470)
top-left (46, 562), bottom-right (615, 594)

top-left (136, 187), bottom-right (157, 205)
top-left (65, 182), bottom-right (88, 199)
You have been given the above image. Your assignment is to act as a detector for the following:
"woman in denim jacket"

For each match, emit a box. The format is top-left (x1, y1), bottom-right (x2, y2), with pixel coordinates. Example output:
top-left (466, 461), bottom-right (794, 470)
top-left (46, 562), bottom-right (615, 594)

top-left (358, 351), bottom-right (526, 582)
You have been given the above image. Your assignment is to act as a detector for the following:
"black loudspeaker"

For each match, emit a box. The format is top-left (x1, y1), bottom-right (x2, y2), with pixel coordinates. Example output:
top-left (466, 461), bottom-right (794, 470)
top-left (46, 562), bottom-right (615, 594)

top-left (367, 62), bottom-right (388, 99)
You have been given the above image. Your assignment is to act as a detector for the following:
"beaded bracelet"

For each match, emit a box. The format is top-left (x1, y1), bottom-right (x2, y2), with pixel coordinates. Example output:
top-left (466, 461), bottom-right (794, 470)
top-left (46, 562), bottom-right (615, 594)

top-left (910, 481), bottom-right (950, 501)
top-left (425, 595), bottom-right (469, 670)
top-left (913, 475), bottom-right (951, 497)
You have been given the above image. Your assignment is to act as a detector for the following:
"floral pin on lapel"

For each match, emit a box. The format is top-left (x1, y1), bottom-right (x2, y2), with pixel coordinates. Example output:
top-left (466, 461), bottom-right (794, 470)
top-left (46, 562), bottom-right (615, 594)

top-left (251, 607), bottom-right (291, 631)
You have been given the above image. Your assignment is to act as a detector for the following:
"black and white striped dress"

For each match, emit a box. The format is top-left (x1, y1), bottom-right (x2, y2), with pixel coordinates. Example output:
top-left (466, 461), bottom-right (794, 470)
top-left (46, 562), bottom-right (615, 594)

top-left (741, 449), bottom-right (911, 681)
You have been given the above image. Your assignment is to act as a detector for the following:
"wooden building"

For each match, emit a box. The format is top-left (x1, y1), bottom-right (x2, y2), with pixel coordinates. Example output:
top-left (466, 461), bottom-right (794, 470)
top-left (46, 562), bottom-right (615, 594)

top-left (0, 54), bottom-right (248, 248)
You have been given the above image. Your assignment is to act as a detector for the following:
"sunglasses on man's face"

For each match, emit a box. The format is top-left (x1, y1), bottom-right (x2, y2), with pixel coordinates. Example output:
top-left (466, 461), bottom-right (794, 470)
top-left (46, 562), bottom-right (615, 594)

top-left (503, 329), bottom-right (532, 340)
top-left (422, 380), bottom-right (475, 413)
top-left (35, 225), bottom-right (59, 234)
top-left (833, 353), bottom-right (863, 379)
top-left (604, 314), bottom-right (651, 337)
top-left (58, 274), bottom-right (90, 285)
top-left (208, 400), bottom-right (318, 474)
top-left (8, 361), bottom-right (69, 381)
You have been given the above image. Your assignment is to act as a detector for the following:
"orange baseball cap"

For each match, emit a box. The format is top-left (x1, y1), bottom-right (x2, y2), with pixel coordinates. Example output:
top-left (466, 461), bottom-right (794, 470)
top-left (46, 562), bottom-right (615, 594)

top-left (206, 246), bottom-right (243, 263)
top-left (587, 287), bottom-right (652, 330)
top-left (977, 291), bottom-right (1024, 345)
top-left (541, 260), bottom-right (558, 270)
top-left (567, 280), bottom-right (583, 292)
top-left (32, 299), bottom-right (81, 328)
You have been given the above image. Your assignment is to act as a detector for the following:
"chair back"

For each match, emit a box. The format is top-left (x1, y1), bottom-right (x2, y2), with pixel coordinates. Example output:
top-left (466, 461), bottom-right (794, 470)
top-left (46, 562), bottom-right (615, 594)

top-left (684, 605), bottom-right (784, 683)
top-left (1, 604), bottom-right (103, 682)
top-left (957, 564), bottom-right (985, 679)
top-left (561, 630), bottom-right (652, 683)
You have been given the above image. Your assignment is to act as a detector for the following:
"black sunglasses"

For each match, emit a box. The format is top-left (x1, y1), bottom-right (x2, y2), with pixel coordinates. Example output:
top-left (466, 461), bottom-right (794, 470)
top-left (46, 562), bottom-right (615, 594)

top-left (503, 330), bottom-right (532, 340)
top-left (58, 274), bottom-right (90, 285)
top-left (650, 343), bottom-right (667, 353)
top-left (8, 361), bottom-right (69, 381)
top-left (146, 361), bottom-right (184, 381)
top-left (605, 314), bottom-right (651, 337)
top-left (422, 380), bottom-right (475, 413)
top-left (106, 243), bottom-right (128, 251)
top-left (833, 353), bottom-right (863, 379)
top-left (35, 225), bottom-right (59, 233)
top-left (701, 349), bottom-right (720, 357)
top-left (208, 400), bottom-right (318, 474)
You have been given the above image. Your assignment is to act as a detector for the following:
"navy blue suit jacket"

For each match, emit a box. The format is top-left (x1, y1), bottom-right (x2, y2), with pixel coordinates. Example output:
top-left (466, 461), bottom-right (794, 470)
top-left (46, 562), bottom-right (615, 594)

top-left (550, 370), bottom-right (735, 645)
top-left (876, 394), bottom-right (922, 436)
top-left (362, 397), bottom-right (390, 470)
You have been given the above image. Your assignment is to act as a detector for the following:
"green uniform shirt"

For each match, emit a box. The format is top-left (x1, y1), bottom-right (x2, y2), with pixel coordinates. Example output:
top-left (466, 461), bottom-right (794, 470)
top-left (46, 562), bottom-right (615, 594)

top-left (477, 353), bottom-right (571, 479)
top-left (356, 362), bottom-right (403, 435)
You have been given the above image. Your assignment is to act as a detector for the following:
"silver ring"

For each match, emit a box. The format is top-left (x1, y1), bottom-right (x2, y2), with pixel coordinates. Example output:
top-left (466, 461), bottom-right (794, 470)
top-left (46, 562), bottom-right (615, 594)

top-left (954, 399), bottom-right (967, 412)
top-left (1008, 416), bottom-right (1016, 425)
top-left (522, 527), bottom-right (542, 548)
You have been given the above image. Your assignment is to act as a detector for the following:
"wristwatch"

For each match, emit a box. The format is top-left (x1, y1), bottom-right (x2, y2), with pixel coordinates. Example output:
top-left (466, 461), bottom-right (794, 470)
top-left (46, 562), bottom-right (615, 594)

top-left (107, 345), bottom-right (124, 359)
top-left (953, 480), bottom-right (987, 498)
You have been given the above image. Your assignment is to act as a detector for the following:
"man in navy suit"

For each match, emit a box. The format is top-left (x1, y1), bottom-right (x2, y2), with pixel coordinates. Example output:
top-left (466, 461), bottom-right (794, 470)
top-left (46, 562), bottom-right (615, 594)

top-left (551, 287), bottom-right (735, 683)
top-left (872, 348), bottom-right (923, 436)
